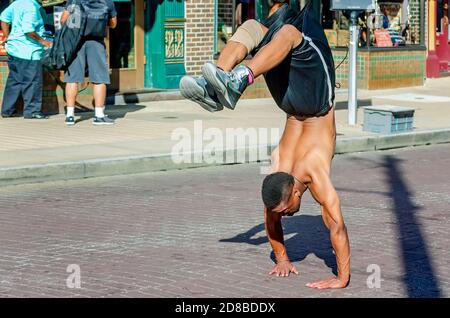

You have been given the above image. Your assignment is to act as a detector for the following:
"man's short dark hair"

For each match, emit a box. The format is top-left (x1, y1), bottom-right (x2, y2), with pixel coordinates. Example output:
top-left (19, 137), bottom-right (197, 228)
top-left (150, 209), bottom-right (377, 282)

top-left (261, 172), bottom-right (294, 210)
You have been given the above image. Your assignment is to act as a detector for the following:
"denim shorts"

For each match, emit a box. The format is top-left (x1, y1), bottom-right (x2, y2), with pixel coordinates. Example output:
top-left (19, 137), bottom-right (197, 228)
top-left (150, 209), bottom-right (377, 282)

top-left (64, 40), bottom-right (110, 84)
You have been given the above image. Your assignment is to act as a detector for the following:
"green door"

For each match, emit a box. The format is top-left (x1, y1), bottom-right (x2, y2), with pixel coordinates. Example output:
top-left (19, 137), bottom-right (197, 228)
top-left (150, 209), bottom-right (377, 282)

top-left (145, 0), bottom-right (186, 89)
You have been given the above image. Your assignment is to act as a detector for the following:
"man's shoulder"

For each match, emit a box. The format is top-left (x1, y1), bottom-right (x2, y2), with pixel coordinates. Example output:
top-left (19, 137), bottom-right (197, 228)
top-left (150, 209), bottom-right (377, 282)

top-left (105, 0), bottom-right (116, 10)
top-left (81, 0), bottom-right (115, 10)
top-left (17, 0), bottom-right (40, 11)
top-left (5, 0), bottom-right (26, 10)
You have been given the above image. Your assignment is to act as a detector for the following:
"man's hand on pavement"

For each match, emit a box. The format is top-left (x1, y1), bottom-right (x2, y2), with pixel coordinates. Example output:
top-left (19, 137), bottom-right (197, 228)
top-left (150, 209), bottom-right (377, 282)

top-left (306, 276), bottom-right (349, 289)
top-left (269, 260), bottom-right (299, 277)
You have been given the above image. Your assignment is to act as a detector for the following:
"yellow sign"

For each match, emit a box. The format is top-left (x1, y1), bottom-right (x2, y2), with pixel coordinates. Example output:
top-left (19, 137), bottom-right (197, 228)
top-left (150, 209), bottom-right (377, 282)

top-left (324, 29), bottom-right (338, 48)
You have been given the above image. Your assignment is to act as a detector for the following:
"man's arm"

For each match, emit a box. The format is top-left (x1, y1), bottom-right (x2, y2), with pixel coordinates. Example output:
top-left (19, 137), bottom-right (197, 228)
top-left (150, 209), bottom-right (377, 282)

top-left (108, 1), bottom-right (118, 29)
top-left (264, 207), bottom-right (298, 277)
top-left (26, 32), bottom-right (52, 48)
top-left (108, 17), bottom-right (117, 29)
top-left (1, 21), bottom-right (10, 38)
top-left (22, 8), bottom-right (52, 48)
top-left (307, 165), bottom-right (351, 289)
top-left (0, 5), bottom-right (12, 38)
top-left (60, 10), bottom-right (70, 25)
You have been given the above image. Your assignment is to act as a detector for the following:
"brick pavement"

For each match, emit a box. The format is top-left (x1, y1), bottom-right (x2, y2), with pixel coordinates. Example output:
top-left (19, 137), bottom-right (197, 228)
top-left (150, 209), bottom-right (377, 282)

top-left (0, 144), bottom-right (449, 298)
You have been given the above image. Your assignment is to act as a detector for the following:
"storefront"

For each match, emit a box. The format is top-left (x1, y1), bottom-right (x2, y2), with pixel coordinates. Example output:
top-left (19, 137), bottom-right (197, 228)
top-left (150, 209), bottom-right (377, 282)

top-left (216, 0), bottom-right (428, 90)
top-left (427, 0), bottom-right (450, 77)
top-left (0, 0), bottom-right (189, 113)
top-left (324, 0), bottom-right (427, 89)
top-left (0, 0), bottom-right (445, 113)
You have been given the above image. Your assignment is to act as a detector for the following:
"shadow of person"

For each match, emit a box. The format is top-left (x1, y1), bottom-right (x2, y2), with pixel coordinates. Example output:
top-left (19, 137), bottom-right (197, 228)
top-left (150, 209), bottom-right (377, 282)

top-left (384, 155), bottom-right (441, 297)
top-left (220, 214), bottom-right (337, 275)
top-left (75, 103), bottom-right (146, 124)
top-left (42, 68), bottom-right (60, 116)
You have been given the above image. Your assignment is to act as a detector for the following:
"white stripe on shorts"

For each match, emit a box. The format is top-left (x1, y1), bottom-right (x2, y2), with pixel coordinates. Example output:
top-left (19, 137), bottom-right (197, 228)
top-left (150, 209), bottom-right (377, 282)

top-left (302, 35), bottom-right (333, 107)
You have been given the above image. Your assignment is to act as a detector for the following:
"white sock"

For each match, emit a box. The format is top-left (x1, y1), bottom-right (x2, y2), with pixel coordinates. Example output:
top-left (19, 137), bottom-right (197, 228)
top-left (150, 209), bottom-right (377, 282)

top-left (66, 106), bottom-right (75, 117)
top-left (95, 107), bottom-right (105, 118)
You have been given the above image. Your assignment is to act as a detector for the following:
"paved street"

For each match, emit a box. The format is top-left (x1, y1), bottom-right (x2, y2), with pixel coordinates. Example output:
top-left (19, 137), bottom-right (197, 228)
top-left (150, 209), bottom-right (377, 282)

top-left (0, 144), bottom-right (449, 298)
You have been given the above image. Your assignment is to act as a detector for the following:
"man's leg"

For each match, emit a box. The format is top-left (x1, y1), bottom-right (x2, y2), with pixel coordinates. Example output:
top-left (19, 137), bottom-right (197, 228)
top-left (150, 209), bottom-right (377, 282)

top-left (216, 19), bottom-right (268, 71)
top-left (92, 83), bottom-right (108, 120)
top-left (179, 19), bottom-right (266, 111)
top-left (246, 25), bottom-right (302, 77)
top-left (202, 24), bottom-right (303, 109)
top-left (1, 57), bottom-right (22, 117)
top-left (64, 43), bottom-right (86, 125)
top-left (22, 59), bottom-right (47, 119)
top-left (64, 82), bottom-right (78, 125)
top-left (86, 41), bottom-right (114, 125)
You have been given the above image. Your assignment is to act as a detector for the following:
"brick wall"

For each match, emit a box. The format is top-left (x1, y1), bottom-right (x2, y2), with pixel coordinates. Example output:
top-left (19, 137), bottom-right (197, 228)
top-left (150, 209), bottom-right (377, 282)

top-left (333, 48), bottom-right (426, 90)
top-left (185, 0), bottom-right (215, 75)
top-left (218, 0), bottom-right (233, 28)
top-left (409, 0), bottom-right (422, 44)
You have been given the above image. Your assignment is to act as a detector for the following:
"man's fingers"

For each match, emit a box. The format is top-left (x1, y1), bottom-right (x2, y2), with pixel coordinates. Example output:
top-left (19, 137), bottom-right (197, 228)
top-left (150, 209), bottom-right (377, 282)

top-left (269, 264), bottom-right (299, 278)
top-left (306, 281), bottom-right (321, 288)
top-left (307, 279), bottom-right (334, 289)
top-left (315, 282), bottom-right (328, 289)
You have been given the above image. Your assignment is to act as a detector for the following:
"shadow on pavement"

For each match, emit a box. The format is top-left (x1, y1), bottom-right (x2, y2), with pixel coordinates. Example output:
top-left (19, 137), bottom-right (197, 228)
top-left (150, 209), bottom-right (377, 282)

top-left (384, 155), bottom-right (441, 298)
top-left (335, 99), bottom-right (373, 110)
top-left (220, 215), bottom-right (337, 275)
top-left (75, 104), bottom-right (146, 124)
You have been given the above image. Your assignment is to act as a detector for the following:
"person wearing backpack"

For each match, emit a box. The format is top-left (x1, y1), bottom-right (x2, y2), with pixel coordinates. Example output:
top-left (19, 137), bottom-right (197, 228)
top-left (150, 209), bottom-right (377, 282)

top-left (60, 0), bottom-right (117, 125)
top-left (0, 0), bottom-right (52, 119)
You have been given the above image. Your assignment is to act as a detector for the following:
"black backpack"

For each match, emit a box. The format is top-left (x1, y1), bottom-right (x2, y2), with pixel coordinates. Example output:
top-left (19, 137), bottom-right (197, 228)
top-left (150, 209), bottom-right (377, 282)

top-left (44, 0), bottom-right (110, 70)
top-left (81, 0), bottom-right (110, 38)
top-left (44, 1), bottom-right (87, 70)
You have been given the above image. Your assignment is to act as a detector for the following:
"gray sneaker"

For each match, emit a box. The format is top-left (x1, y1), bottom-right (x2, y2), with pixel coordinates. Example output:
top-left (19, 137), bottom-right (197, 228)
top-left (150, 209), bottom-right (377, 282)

top-left (201, 62), bottom-right (250, 110)
top-left (65, 116), bottom-right (75, 126)
top-left (179, 76), bottom-right (223, 112)
top-left (93, 115), bottom-right (115, 125)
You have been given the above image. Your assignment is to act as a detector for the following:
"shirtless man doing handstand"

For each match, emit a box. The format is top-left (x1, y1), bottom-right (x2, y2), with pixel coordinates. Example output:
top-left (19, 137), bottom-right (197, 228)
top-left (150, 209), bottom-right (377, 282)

top-left (180, 3), bottom-right (350, 289)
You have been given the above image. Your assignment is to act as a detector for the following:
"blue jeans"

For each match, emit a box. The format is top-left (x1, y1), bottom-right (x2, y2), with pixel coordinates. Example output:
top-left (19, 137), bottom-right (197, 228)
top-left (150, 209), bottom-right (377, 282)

top-left (1, 55), bottom-right (43, 117)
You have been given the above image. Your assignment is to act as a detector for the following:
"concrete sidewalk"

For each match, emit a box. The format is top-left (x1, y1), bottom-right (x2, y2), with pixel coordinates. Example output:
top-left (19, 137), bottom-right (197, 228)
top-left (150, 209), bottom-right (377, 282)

top-left (1, 77), bottom-right (450, 186)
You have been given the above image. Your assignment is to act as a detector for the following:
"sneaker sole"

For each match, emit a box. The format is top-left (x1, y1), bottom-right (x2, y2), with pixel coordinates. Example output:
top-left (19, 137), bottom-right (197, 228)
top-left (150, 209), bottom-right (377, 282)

top-left (93, 122), bottom-right (115, 125)
top-left (179, 76), bottom-right (221, 113)
top-left (202, 63), bottom-right (235, 110)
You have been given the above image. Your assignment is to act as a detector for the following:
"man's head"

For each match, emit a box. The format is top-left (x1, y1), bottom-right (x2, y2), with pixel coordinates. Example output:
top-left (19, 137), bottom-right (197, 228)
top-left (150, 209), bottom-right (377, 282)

top-left (261, 172), bottom-right (304, 216)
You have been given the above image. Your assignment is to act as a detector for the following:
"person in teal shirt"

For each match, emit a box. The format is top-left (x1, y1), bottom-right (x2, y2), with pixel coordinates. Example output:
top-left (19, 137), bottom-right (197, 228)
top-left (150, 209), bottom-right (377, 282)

top-left (0, 0), bottom-right (52, 119)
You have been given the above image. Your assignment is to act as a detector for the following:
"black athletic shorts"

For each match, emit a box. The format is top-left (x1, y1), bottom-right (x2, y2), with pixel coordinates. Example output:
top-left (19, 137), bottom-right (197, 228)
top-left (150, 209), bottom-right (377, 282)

top-left (252, 4), bottom-right (336, 117)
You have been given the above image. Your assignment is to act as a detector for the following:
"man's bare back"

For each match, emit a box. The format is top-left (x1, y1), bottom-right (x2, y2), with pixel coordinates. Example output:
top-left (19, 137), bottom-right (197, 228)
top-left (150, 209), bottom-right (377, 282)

top-left (179, 3), bottom-right (350, 289)
top-left (265, 108), bottom-right (350, 289)
top-left (272, 108), bottom-right (336, 176)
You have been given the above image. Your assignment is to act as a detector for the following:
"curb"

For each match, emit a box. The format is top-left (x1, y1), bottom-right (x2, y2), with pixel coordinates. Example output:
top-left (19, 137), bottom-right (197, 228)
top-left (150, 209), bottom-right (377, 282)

top-left (1, 128), bottom-right (450, 187)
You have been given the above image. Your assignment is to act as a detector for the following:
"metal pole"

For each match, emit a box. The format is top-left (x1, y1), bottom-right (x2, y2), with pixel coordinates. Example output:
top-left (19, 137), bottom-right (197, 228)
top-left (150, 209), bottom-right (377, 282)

top-left (348, 11), bottom-right (360, 126)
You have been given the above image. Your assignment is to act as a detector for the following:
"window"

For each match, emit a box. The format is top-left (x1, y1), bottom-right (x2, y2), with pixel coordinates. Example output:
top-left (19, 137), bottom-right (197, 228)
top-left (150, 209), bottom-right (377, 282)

top-left (322, 0), bottom-right (422, 48)
top-left (109, 0), bottom-right (135, 69)
top-left (216, 0), bottom-right (257, 54)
